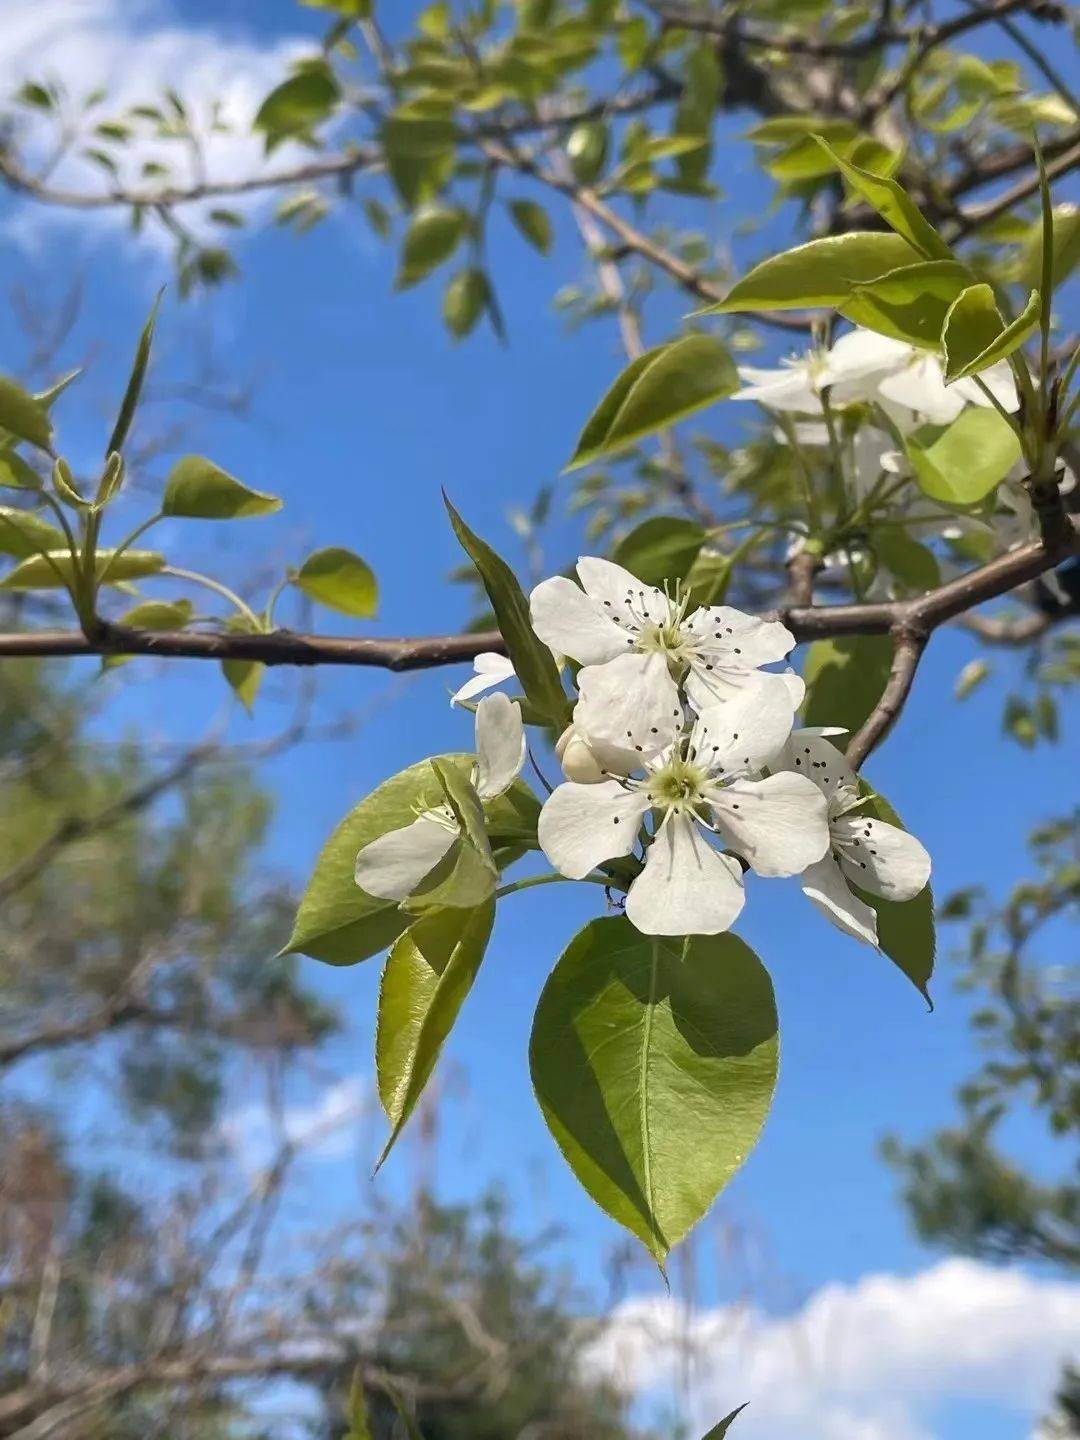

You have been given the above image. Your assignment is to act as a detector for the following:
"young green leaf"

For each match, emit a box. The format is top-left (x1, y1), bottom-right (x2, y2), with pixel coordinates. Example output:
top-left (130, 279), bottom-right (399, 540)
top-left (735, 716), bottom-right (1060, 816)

top-left (702, 1404), bottom-right (749, 1439)
top-left (699, 233), bottom-right (920, 314)
top-left (839, 259), bottom-right (974, 348)
top-left (567, 334), bottom-right (737, 470)
top-left (802, 634), bottom-right (895, 734)
top-left (381, 113), bottom-right (457, 209)
top-left (906, 407), bottom-right (1021, 505)
top-left (0, 449), bottom-right (43, 491)
top-left (873, 529), bottom-right (941, 592)
top-left (507, 198), bottom-right (553, 254)
top-left (0, 375), bottom-right (53, 452)
top-left (0, 507), bottom-right (67, 559)
top-left (941, 284), bottom-right (1040, 381)
top-left (222, 658), bottom-right (263, 713)
top-left (1, 548), bottom-right (164, 589)
top-left (530, 916), bottom-right (778, 1265)
top-left (293, 547), bottom-right (378, 618)
top-left (163, 456), bottom-right (282, 519)
top-left (395, 206), bottom-right (466, 289)
top-left (375, 900), bottom-right (495, 1168)
top-left (852, 788), bottom-right (935, 1004)
top-left (444, 497), bottom-right (569, 728)
top-left (254, 61), bottom-right (341, 152)
top-left (812, 137), bottom-right (953, 261)
top-left (106, 290), bottom-right (161, 457)
top-left (443, 267), bottom-right (490, 338)
top-left (102, 599), bottom-right (195, 670)
top-left (612, 516), bottom-right (706, 587)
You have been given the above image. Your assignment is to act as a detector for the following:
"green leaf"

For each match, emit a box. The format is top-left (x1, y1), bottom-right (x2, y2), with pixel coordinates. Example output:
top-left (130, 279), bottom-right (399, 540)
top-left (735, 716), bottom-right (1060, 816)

top-left (222, 658), bottom-right (263, 713)
top-left (685, 548), bottom-right (732, 606)
top-left (103, 598), bottom-right (194, 670)
top-left (700, 233), bottom-right (920, 314)
top-left (0, 375), bottom-right (52, 452)
top-left (508, 198), bottom-right (553, 254)
top-left (530, 916), bottom-right (778, 1265)
top-left (293, 547), bottom-right (377, 618)
top-left (941, 284), bottom-right (1040, 381)
top-left (566, 120), bottom-right (609, 183)
top-left (1, 547), bottom-right (164, 590)
top-left (0, 507), bottom-right (66, 559)
top-left (906, 407), bottom-right (1022, 505)
top-left (254, 61), bottom-right (341, 151)
top-left (285, 754), bottom-right (537, 966)
top-left (0, 450), bottom-right (43, 491)
top-left (163, 455), bottom-right (282, 519)
top-left (344, 1367), bottom-right (373, 1440)
top-left (812, 137), bottom-right (953, 261)
top-left (852, 789), bottom-right (935, 1004)
top-left (443, 267), bottom-right (490, 338)
top-left (1010, 203), bottom-right (1080, 291)
top-left (396, 206), bottom-right (466, 289)
top-left (703, 1405), bottom-right (749, 1439)
top-left (802, 634), bottom-right (895, 734)
top-left (839, 260), bottom-right (974, 349)
top-left (106, 291), bottom-right (161, 457)
top-left (382, 113), bottom-right (457, 209)
top-left (567, 335), bottom-right (737, 471)
top-left (402, 760), bottom-right (498, 913)
top-left (444, 498), bottom-right (569, 728)
top-left (873, 529), bottom-right (941, 592)
top-left (612, 516), bottom-right (706, 587)
top-left (376, 900), bottom-right (495, 1167)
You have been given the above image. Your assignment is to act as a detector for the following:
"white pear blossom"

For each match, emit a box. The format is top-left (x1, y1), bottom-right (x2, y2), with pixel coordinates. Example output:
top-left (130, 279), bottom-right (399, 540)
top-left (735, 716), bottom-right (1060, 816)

top-left (777, 728), bottom-right (931, 947)
top-left (449, 651), bottom-right (516, 707)
top-left (538, 682), bottom-right (829, 937)
top-left (355, 692), bottom-right (525, 902)
top-left (529, 557), bottom-right (803, 734)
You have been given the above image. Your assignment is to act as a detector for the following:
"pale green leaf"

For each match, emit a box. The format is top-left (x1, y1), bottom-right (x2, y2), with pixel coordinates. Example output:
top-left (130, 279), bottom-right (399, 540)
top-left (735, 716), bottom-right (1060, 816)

top-left (839, 259), bottom-right (974, 348)
top-left (163, 455), bottom-right (282, 519)
top-left (402, 760), bottom-right (498, 913)
top-left (853, 788), bottom-right (935, 1004)
top-left (612, 516), bottom-right (705, 587)
top-left (0, 507), bottom-right (66, 559)
top-left (0, 375), bottom-right (52, 452)
top-left (396, 206), bottom-right (466, 289)
top-left (907, 408), bottom-right (1021, 505)
top-left (293, 547), bottom-right (377, 618)
top-left (443, 267), bottom-right (490, 338)
top-left (107, 291), bottom-right (161, 457)
top-left (254, 62), bottom-right (341, 151)
top-left (812, 137), bottom-right (953, 261)
top-left (222, 658), bottom-right (263, 713)
top-left (700, 233), bottom-right (920, 313)
top-left (0, 450), bottom-right (43, 491)
top-left (941, 284), bottom-right (1040, 381)
top-left (802, 634), bottom-right (894, 735)
top-left (508, 198), bottom-right (553, 254)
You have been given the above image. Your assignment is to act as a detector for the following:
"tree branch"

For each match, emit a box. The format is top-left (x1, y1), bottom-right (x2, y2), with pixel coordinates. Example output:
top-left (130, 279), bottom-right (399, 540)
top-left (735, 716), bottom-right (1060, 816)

top-left (845, 630), bottom-right (927, 767)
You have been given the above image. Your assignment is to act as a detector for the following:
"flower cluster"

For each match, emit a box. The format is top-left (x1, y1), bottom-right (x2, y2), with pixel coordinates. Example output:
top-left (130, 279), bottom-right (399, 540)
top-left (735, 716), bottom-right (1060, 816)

top-left (361, 554), bottom-right (932, 950)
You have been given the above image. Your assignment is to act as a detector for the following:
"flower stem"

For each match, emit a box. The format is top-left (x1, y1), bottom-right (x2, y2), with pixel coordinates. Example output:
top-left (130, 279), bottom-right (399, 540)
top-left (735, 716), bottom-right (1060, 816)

top-left (494, 871), bottom-right (608, 900)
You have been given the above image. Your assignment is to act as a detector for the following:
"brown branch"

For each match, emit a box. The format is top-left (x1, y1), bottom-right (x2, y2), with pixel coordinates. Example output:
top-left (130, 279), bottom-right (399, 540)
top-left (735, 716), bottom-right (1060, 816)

top-left (952, 138), bottom-right (1080, 238)
top-left (845, 630), bottom-right (927, 766)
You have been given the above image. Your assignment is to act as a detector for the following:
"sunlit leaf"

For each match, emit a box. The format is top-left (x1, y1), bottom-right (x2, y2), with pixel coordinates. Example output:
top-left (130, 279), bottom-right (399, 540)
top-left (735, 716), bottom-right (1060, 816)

top-left (163, 456), bottom-right (282, 519)
top-left (700, 233), bottom-right (919, 313)
top-left (293, 547), bottom-right (378, 618)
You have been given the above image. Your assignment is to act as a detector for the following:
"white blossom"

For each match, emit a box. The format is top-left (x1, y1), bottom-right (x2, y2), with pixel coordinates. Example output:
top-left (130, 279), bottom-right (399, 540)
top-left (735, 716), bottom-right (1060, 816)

top-left (538, 684), bottom-right (829, 937)
top-left (355, 693), bottom-right (525, 901)
top-left (777, 728), bottom-right (931, 947)
top-left (449, 651), bottom-right (516, 707)
top-left (529, 557), bottom-right (802, 733)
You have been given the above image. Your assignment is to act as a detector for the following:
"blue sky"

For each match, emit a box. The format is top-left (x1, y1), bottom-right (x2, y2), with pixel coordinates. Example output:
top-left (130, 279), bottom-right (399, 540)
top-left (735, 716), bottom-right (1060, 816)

top-left (1, 4), bottom-right (1077, 1437)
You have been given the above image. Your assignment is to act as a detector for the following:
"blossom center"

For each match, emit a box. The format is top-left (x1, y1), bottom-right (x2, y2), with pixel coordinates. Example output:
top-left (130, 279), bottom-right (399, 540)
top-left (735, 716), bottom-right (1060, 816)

top-left (646, 755), bottom-right (707, 812)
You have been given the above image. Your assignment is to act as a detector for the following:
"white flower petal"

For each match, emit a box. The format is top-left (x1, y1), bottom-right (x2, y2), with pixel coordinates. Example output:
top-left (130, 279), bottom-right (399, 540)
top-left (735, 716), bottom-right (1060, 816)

top-left (624, 812), bottom-right (745, 936)
top-left (538, 781), bottom-right (649, 880)
top-left (574, 651), bottom-right (681, 773)
top-left (555, 724), bottom-right (607, 783)
top-left (878, 355), bottom-right (964, 425)
top-left (825, 328), bottom-right (909, 378)
top-left (832, 813), bottom-right (931, 900)
top-left (687, 604), bottom-right (796, 666)
top-left (529, 576), bottom-right (628, 667)
top-left (781, 667), bottom-right (806, 710)
top-left (801, 853), bottom-right (879, 947)
top-left (355, 815), bottom-right (457, 901)
top-left (689, 674), bottom-right (796, 776)
top-left (709, 771), bottom-right (830, 877)
top-left (474, 693), bottom-right (525, 800)
top-left (576, 555), bottom-right (667, 625)
top-left (685, 661), bottom-right (800, 716)
top-left (778, 727), bottom-right (857, 803)
top-left (450, 652), bottom-right (515, 707)
top-left (954, 360), bottom-right (1019, 413)
top-left (732, 364), bottom-right (822, 414)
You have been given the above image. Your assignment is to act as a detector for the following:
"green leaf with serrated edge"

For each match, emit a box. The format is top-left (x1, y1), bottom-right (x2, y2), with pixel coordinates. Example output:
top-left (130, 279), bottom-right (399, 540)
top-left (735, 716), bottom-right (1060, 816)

top-left (613, 516), bottom-right (705, 587)
top-left (812, 138), bottom-right (953, 261)
top-left (163, 455), bottom-right (282, 519)
top-left (873, 529), bottom-right (940, 592)
top-left (444, 498), bottom-right (569, 729)
top-left (395, 206), bottom-right (466, 289)
top-left (401, 760), bottom-right (497, 913)
top-left (906, 407), bottom-right (1021, 506)
top-left (0, 450), bottom-right (42, 490)
top-left (106, 291), bottom-right (161, 457)
top-left (285, 754), bottom-right (538, 966)
top-left (376, 900), bottom-right (494, 1168)
top-left (839, 260), bottom-right (974, 349)
top-left (567, 335), bottom-right (737, 471)
top-left (293, 547), bottom-right (377, 618)
top-left (0, 508), bottom-right (66, 559)
top-left (941, 285), bottom-right (1040, 382)
top-left (802, 635), bottom-right (894, 734)
top-left (852, 788), bottom-right (935, 1004)
top-left (507, 198), bottom-right (553, 254)
top-left (0, 376), bottom-right (52, 452)
top-left (1, 548), bottom-right (163, 589)
top-left (702, 1404), bottom-right (749, 1439)
top-left (222, 658), bottom-right (263, 713)
top-left (698, 233), bottom-right (919, 314)
top-left (530, 916), bottom-right (778, 1265)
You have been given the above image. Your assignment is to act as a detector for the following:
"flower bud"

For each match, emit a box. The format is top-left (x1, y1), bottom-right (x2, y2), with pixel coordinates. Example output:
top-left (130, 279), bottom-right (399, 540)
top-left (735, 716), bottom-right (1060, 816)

top-left (555, 724), bottom-right (605, 784)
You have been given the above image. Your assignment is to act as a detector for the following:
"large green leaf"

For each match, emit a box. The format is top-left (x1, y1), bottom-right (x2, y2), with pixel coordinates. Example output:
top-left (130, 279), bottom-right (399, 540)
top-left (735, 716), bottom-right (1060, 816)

top-left (376, 900), bottom-right (495, 1167)
top-left (163, 455), bottom-right (282, 519)
top-left (0, 375), bottom-right (52, 452)
top-left (0, 507), bottom-right (67, 559)
top-left (567, 335), bottom-right (737, 470)
top-left (906, 407), bottom-right (1021, 506)
top-left (292, 547), bottom-right (377, 618)
top-left (839, 260), bottom-right (974, 348)
top-left (941, 284), bottom-right (1040, 381)
top-left (530, 917), bottom-right (778, 1265)
top-left (381, 113), bottom-right (457, 209)
top-left (285, 754), bottom-right (537, 965)
top-left (395, 206), bottom-right (466, 289)
top-left (700, 233), bottom-right (919, 313)
top-left (802, 634), bottom-right (895, 734)
top-left (445, 498), bottom-right (569, 728)
top-left (0, 548), bottom-right (164, 589)
top-left (612, 516), bottom-right (706, 587)
top-left (853, 790), bottom-right (935, 1004)
top-left (813, 138), bottom-right (953, 261)
top-left (254, 61), bottom-right (341, 151)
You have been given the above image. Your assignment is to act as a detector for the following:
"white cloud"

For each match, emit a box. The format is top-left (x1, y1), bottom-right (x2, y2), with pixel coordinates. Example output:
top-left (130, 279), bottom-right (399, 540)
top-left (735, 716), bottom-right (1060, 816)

top-left (0, 0), bottom-right (309, 253)
top-left (586, 1259), bottom-right (1080, 1439)
top-left (223, 1075), bottom-right (373, 1171)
